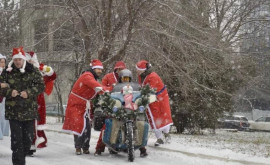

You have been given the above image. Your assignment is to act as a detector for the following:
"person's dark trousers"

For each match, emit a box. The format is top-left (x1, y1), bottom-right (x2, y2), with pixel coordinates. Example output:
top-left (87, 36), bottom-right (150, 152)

top-left (9, 119), bottom-right (35, 165)
top-left (74, 117), bottom-right (91, 151)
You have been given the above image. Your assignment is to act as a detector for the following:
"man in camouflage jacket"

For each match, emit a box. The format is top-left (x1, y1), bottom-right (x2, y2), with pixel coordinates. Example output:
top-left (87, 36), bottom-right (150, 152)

top-left (0, 47), bottom-right (44, 165)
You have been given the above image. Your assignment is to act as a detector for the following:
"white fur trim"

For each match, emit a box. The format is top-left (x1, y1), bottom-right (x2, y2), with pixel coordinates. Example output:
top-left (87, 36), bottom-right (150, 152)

top-left (25, 53), bottom-right (31, 61)
top-left (44, 67), bottom-right (54, 76)
top-left (62, 111), bottom-right (87, 136)
top-left (13, 53), bottom-right (26, 60)
top-left (33, 62), bottom-right (40, 69)
top-left (0, 54), bottom-right (6, 59)
top-left (113, 72), bottom-right (117, 83)
top-left (19, 60), bottom-right (26, 73)
top-left (42, 65), bottom-right (48, 72)
top-left (35, 137), bottom-right (45, 147)
top-left (157, 123), bottom-right (173, 132)
top-left (6, 60), bottom-right (13, 72)
top-left (61, 129), bottom-right (77, 135)
top-left (26, 52), bottom-right (39, 68)
top-left (146, 105), bottom-right (173, 136)
top-left (92, 65), bottom-right (103, 69)
top-left (6, 59), bottom-right (26, 73)
top-left (136, 65), bottom-right (146, 71)
top-left (146, 105), bottom-right (157, 130)
top-left (37, 124), bottom-right (48, 130)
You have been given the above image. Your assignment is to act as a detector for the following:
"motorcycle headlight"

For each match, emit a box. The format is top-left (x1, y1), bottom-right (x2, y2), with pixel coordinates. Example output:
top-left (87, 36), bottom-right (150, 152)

top-left (139, 106), bottom-right (145, 112)
top-left (112, 106), bottom-right (118, 113)
top-left (114, 100), bottom-right (122, 108)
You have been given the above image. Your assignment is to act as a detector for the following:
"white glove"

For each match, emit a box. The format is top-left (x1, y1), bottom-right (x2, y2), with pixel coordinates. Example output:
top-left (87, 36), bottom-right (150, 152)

top-left (95, 87), bottom-right (103, 92)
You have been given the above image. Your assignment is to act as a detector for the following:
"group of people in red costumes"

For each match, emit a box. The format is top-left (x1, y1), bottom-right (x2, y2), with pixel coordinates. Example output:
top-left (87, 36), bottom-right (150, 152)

top-left (0, 46), bottom-right (173, 165)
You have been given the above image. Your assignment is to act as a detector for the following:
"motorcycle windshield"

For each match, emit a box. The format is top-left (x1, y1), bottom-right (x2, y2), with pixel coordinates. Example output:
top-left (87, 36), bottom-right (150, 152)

top-left (111, 92), bottom-right (124, 104)
top-left (112, 82), bottom-right (141, 92)
top-left (111, 82), bottom-right (142, 105)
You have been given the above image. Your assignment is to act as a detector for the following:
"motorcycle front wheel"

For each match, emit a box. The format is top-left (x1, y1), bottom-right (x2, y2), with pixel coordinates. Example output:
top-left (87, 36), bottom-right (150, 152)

top-left (126, 122), bottom-right (134, 162)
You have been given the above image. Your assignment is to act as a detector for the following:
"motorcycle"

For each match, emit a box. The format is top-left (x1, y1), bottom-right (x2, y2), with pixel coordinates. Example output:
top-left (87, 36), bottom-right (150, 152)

top-left (97, 82), bottom-right (156, 162)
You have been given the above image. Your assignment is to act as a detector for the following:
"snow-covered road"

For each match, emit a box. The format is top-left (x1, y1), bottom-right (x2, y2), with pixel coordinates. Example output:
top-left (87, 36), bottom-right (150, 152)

top-left (1, 117), bottom-right (270, 165)
top-left (1, 128), bottom-right (269, 165)
top-left (0, 131), bottom-right (241, 165)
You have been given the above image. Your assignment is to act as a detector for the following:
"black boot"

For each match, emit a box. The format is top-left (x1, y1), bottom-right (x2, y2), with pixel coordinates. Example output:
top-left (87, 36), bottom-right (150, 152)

top-left (83, 149), bottom-right (90, 154)
top-left (26, 150), bottom-right (36, 157)
top-left (75, 148), bottom-right (82, 155)
top-left (109, 148), bottom-right (118, 155)
top-left (164, 133), bottom-right (171, 143)
top-left (154, 138), bottom-right (164, 146)
top-left (94, 149), bottom-right (102, 156)
top-left (139, 147), bottom-right (148, 157)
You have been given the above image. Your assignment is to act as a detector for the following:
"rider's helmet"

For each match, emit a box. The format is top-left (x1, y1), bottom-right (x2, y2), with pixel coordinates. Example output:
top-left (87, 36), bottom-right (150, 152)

top-left (119, 69), bottom-right (132, 83)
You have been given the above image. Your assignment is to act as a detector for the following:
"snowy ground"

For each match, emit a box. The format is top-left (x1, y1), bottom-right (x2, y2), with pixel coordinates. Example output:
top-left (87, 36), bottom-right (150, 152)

top-left (1, 117), bottom-right (270, 165)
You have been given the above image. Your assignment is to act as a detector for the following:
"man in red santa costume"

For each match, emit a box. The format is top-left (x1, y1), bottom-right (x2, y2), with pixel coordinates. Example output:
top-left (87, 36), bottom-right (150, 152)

top-left (136, 60), bottom-right (173, 146)
top-left (94, 61), bottom-right (125, 155)
top-left (25, 51), bottom-right (57, 156)
top-left (63, 59), bottom-right (111, 155)
top-left (101, 61), bottom-right (126, 88)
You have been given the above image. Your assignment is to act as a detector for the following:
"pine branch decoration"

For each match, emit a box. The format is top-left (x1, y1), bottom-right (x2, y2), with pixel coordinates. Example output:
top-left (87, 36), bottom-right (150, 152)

top-left (138, 85), bottom-right (156, 107)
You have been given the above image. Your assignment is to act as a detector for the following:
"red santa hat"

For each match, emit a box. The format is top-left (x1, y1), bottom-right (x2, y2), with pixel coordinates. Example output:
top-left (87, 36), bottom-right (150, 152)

top-left (26, 51), bottom-right (40, 68)
top-left (90, 59), bottom-right (103, 69)
top-left (114, 61), bottom-right (126, 70)
top-left (136, 60), bottom-right (151, 71)
top-left (6, 47), bottom-right (27, 73)
top-left (26, 51), bottom-right (38, 61)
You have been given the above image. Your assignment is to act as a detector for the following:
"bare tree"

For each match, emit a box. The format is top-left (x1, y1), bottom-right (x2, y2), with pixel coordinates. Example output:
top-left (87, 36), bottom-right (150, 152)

top-left (126, 0), bottom-right (267, 133)
top-left (0, 0), bottom-right (19, 54)
top-left (15, 0), bottom-right (268, 132)
top-left (17, 0), bottom-right (157, 119)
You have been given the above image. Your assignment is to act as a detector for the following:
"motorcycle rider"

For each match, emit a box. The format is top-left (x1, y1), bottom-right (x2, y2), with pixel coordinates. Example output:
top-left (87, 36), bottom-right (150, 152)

top-left (94, 69), bottom-right (148, 157)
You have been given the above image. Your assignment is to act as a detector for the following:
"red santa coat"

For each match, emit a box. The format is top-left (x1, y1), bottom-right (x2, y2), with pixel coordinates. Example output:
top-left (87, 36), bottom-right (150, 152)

top-left (37, 72), bottom-right (57, 130)
top-left (102, 72), bottom-right (118, 89)
top-left (139, 72), bottom-right (173, 130)
top-left (63, 71), bottom-right (108, 136)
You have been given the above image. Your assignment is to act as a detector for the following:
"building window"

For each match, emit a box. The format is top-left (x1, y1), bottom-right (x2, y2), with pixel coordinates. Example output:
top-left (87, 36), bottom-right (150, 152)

top-left (33, 19), bottom-right (49, 52)
top-left (53, 23), bottom-right (73, 51)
